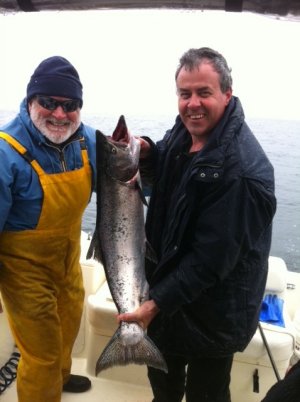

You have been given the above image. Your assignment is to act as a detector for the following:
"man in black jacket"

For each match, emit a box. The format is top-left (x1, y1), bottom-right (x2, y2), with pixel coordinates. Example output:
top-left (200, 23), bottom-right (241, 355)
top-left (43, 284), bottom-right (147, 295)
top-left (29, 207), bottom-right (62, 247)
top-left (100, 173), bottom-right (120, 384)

top-left (118, 47), bottom-right (276, 402)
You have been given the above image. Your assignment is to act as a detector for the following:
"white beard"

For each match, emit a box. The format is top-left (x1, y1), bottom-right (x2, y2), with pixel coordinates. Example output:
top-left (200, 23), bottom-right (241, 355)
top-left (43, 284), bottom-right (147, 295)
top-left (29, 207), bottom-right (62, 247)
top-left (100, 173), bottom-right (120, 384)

top-left (30, 104), bottom-right (80, 144)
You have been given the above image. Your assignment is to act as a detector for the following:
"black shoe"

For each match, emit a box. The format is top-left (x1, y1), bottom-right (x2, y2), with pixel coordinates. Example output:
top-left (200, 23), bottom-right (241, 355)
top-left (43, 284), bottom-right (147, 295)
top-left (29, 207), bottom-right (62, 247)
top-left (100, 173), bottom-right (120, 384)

top-left (63, 374), bottom-right (91, 393)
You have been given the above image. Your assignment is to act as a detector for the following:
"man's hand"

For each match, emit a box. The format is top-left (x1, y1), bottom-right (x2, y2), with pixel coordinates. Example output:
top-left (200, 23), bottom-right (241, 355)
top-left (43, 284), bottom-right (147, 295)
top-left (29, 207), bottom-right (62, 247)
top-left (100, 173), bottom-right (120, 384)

top-left (117, 300), bottom-right (160, 330)
top-left (138, 137), bottom-right (152, 159)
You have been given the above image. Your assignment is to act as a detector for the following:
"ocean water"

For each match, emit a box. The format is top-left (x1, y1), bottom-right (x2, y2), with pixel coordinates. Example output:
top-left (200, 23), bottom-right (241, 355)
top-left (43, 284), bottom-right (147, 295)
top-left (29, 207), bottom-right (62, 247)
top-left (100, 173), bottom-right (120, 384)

top-left (1, 111), bottom-right (299, 272)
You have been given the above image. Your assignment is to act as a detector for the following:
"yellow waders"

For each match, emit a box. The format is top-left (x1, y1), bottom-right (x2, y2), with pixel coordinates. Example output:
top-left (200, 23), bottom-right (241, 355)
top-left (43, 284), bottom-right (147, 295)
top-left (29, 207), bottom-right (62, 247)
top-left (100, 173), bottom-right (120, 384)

top-left (0, 133), bottom-right (92, 402)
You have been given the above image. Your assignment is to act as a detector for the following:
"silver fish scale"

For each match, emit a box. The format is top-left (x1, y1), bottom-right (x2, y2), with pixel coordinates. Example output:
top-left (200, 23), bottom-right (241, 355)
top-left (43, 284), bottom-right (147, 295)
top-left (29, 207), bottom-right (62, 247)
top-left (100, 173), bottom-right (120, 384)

top-left (99, 174), bottom-right (148, 314)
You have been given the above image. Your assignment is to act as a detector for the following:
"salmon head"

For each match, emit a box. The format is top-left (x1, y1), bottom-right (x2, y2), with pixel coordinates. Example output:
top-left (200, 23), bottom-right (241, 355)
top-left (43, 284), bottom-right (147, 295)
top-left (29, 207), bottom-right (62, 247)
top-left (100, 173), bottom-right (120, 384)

top-left (96, 115), bottom-right (140, 183)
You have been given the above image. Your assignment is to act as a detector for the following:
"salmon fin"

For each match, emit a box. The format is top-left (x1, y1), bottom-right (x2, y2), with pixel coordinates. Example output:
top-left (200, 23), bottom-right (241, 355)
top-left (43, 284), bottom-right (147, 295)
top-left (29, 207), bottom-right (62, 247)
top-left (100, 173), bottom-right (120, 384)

top-left (135, 175), bottom-right (148, 206)
top-left (95, 326), bottom-right (168, 375)
top-left (86, 230), bottom-right (103, 263)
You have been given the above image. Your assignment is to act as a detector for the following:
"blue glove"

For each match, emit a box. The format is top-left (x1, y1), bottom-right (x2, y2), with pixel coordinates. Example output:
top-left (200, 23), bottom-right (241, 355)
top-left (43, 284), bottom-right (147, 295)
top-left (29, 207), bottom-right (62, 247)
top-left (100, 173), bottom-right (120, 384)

top-left (259, 294), bottom-right (285, 327)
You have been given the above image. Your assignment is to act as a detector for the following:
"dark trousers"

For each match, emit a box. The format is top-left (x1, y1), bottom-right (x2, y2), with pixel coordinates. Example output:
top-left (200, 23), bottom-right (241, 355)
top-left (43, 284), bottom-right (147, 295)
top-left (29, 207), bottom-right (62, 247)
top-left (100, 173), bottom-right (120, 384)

top-left (261, 360), bottom-right (300, 402)
top-left (148, 354), bottom-right (233, 402)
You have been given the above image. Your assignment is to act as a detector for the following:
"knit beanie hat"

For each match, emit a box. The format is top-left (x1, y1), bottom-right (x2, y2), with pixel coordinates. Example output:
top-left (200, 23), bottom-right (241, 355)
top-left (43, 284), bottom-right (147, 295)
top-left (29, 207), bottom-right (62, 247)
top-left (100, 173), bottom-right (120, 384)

top-left (26, 56), bottom-right (83, 102)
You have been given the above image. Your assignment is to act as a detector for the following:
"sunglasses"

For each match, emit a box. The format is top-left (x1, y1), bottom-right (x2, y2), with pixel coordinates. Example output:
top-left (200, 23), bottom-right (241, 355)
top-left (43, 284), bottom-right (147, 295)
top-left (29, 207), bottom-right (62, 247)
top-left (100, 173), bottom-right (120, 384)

top-left (36, 96), bottom-right (82, 113)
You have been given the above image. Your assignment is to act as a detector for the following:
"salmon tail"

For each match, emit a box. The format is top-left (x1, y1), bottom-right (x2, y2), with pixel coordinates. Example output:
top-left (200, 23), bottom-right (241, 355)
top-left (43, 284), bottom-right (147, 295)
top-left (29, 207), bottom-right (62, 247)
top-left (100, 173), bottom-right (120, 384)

top-left (95, 327), bottom-right (168, 375)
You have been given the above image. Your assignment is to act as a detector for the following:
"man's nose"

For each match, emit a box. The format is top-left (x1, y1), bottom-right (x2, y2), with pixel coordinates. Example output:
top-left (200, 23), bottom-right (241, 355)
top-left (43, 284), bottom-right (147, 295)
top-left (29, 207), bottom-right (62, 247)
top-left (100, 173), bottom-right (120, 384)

top-left (188, 94), bottom-right (202, 108)
top-left (52, 105), bottom-right (68, 118)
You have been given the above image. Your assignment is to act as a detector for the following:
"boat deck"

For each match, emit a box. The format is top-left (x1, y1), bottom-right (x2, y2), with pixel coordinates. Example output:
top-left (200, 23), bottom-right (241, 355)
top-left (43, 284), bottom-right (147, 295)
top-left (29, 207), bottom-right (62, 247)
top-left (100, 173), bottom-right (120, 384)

top-left (2, 357), bottom-right (154, 402)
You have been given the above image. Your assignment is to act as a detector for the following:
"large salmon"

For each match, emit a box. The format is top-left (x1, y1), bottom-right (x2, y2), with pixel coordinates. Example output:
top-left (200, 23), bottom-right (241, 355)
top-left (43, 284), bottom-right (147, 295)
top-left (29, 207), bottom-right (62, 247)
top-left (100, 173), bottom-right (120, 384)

top-left (87, 115), bottom-right (167, 375)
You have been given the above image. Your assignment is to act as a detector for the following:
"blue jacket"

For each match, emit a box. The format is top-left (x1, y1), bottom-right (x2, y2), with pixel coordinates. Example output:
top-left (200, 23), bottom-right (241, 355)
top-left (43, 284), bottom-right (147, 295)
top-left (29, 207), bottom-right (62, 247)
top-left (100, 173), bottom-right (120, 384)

top-left (0, 99), bottom-right (96, 231)
top-left (141, 97), bottom-right (277, 357)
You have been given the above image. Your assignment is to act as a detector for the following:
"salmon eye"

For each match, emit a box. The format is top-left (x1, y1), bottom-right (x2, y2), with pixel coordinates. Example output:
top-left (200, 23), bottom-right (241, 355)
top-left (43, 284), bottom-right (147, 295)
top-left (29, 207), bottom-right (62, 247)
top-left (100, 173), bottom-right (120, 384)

top-left (111, 147), bottom-right (117, 154)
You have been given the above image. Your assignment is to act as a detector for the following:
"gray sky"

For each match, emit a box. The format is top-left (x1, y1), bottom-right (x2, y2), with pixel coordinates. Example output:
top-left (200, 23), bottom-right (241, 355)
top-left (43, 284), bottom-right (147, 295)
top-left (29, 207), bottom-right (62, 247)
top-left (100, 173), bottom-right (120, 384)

top-left (1, 9), bottom-right (300, 119)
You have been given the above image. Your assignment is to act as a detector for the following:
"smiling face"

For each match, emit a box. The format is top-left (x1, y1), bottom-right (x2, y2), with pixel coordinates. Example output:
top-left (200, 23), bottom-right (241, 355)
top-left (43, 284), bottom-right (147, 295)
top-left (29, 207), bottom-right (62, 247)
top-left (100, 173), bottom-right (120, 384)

top-left (176, 62), bottom-right (232, 151)
top-left (28, 96), bottom-right (81, 144)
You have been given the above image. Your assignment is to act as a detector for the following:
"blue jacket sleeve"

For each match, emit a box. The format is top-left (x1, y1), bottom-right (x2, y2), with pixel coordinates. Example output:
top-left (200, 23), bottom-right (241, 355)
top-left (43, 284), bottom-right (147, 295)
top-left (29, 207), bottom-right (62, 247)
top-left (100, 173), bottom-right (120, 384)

top-left (0, 142), bottom-right (14, 231)
top-left (82, 124), bottom-right (97, 192)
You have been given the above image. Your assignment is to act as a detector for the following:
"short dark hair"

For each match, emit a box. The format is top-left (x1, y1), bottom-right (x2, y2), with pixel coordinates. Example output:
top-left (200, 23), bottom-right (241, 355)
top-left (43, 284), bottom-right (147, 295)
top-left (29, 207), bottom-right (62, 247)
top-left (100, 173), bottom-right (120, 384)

top-left (175, 47), bottom-right (232, 93)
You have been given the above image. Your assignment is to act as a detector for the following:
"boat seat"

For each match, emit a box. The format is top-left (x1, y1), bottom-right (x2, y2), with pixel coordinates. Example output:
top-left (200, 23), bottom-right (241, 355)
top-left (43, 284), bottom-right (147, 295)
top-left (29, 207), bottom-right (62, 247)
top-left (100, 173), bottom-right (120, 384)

top-left (234, 256), bottom-right (295, 369)
top-left (231, 256), bottom-right (295, 400)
